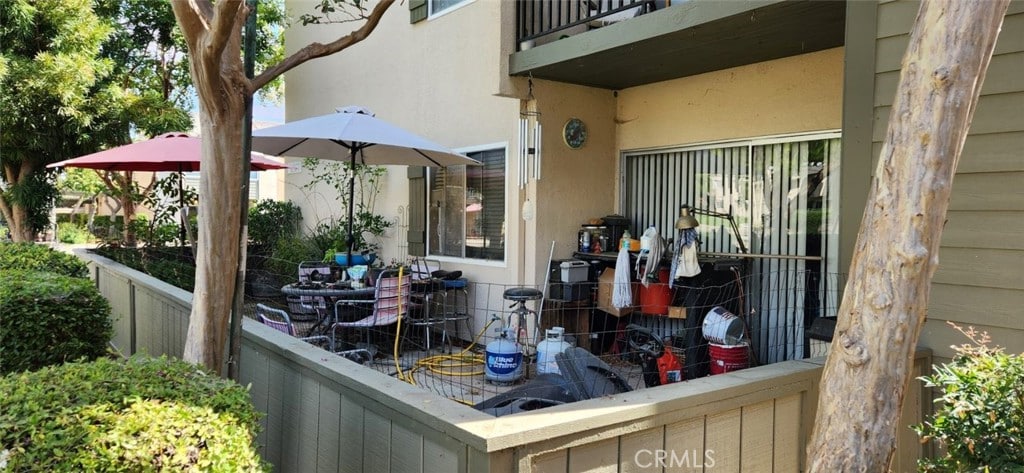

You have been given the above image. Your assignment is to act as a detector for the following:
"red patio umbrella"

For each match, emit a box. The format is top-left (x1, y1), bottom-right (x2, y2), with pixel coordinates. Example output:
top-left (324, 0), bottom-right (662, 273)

top-left (47, 132), bottom-right (289, 172)
top-left (47, 132), bottom-right (289, 245)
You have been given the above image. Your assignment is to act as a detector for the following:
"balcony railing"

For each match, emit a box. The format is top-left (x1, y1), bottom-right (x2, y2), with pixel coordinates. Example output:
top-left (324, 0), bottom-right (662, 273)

top-left (517, 0), bottom-right (658, 47)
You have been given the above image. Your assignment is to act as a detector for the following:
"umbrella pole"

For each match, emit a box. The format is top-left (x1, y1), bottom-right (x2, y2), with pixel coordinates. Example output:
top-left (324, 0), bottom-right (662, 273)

top-left (347, 146), bottom-right (357, 266)
top-left (178, 169), bottom-right (187, 253)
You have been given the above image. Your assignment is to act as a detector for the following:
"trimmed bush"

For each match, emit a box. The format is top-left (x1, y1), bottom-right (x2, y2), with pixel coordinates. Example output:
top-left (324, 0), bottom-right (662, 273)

top-left (0, 241), bottom-right (89, 278)
top-left (0, 355), bottom-right (266, 471)
top-left (915, 325), bottom-right (1024, 472)
top-left (0, 270), bottom-right (113, 374)
top-left (57, 221), bottom-right (93, 244)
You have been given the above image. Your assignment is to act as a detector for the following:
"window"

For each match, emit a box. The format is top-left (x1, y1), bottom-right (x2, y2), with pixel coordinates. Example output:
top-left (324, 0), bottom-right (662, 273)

top-left (428, 147), bottom-right (505, 261)
top-left (429, 0), bottom-right (469, 17)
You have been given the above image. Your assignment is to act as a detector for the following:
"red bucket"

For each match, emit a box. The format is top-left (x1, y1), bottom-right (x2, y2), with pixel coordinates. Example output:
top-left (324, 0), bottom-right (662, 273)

top-left (709, 343), bottom-right (749, 375)
top-left (639, 267), bottom-right (671, 315)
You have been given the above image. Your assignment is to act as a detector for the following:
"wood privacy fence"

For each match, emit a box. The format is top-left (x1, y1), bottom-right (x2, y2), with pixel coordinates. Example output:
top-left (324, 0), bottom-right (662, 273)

top-left (81, 250), bottom-right (930, 473)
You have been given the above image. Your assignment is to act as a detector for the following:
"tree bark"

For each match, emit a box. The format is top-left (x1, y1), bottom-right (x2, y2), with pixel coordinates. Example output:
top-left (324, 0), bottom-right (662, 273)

top-left (172, 0), bottom-right (248, 373)
top-left (1, 161), bottom-right (39, 242)
top-left (806, 1), bottom-right (1009, 471)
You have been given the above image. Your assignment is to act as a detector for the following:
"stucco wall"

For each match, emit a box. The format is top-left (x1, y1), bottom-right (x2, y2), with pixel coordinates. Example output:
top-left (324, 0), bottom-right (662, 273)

top-left (616, 47), bottom-right (845, 151)
top-left (282, 1), bottom-right (522, 289)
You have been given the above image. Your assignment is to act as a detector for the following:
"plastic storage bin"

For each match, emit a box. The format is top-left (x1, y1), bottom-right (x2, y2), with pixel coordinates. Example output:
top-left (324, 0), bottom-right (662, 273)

top-left (559, 260), bottom-right (590, 283)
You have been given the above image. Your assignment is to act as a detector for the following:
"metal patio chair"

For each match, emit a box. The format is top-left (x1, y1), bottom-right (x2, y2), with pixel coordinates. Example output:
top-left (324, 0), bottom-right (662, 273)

top-left (330, 269), bottom-right (411, 361)
top-left (255, 303), bottom-right (333, 351)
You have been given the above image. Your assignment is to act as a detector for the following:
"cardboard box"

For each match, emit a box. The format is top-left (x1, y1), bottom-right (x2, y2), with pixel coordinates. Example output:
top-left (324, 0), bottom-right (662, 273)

top-left (667, 306), bottom-right (687, 319)
top-left (596, 268), bottom-right (637, 317)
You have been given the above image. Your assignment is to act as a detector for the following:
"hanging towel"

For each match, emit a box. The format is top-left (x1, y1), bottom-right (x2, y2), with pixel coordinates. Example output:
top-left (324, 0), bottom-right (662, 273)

top-left (612, 246), bottom-right (633, 308)
top-left (673, 228), bottom-right (701, 280)
top-left (635, 227), bottom-right (664, 288)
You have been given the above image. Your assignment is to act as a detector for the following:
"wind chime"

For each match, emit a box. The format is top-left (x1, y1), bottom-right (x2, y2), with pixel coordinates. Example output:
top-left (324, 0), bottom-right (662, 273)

top-left (518, 77), bottom-right (541, 190)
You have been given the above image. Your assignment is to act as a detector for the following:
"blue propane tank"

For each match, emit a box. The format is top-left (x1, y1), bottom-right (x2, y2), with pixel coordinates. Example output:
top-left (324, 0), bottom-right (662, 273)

top-left (485, 328), bottom-right (523, 385)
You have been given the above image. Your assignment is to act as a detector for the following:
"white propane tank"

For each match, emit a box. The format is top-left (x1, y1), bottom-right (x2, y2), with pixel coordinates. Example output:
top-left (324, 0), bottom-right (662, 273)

top-left (535, 327), bottom-right (572, 375)
top-left (485, 328), bottom-right (523, 384)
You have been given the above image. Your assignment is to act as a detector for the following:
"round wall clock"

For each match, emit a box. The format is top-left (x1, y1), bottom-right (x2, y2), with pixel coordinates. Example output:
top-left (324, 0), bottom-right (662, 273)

top-left (563, 118), bottom-right (587, 149)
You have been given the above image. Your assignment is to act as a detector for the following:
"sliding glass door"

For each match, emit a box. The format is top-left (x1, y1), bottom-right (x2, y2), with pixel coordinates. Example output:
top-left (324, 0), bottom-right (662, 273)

top-left (623, 134), bottom-right (841, 362)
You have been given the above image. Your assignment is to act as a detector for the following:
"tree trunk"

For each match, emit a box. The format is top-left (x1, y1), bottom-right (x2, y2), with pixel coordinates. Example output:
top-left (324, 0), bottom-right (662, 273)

top-left (1, 161), bottom-right (37, 242)
top-left (121, 193), bottom-right (137, 246)
top-left (172, 0), bottom-right (248, 373)
top-left (7, 205), bottom-right (33, 242)
top-left (806, 1), bottom-right (1009, 471)
top-left (184, 106), bottom-right (245, 372)
top-left (170, 0), bottom-right (394, 373)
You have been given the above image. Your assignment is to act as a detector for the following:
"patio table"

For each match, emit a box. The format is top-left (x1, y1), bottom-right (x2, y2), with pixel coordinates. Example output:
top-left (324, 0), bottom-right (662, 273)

top-left (280, 282), bottom-right (376, 337)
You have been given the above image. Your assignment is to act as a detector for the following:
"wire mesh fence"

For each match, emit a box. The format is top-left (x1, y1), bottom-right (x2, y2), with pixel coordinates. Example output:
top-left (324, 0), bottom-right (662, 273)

top-left (236, 256), bottom-right (845, 414)
top-left (91, 245), bottom-right (842, 414)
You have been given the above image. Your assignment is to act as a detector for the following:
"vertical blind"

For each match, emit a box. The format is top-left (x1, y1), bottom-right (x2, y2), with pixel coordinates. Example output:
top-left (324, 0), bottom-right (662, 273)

top-left (624, 136), bottom-right (841, 362)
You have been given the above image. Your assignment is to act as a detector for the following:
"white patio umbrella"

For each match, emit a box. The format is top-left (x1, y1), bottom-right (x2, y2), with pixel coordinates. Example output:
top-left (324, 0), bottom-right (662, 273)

top-left (251, 106), bottom-right (480, 264)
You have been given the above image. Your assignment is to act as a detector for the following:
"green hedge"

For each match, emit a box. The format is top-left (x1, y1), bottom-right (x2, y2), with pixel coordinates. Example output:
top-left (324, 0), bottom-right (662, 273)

top-left (0, 242), bottom-right (89, 278)
top-left (92, 247), bottom-right (196, 292)
top-left (57, 221), bottom-right (93, 244)
top-left (0, 270), bottom-right (112, 374)
top-left (0, 355), bottom-right (266, 472)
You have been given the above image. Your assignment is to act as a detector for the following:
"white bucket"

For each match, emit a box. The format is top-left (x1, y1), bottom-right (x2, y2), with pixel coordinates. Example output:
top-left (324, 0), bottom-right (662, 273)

top-left (702, 306), bottom-right (745, 345)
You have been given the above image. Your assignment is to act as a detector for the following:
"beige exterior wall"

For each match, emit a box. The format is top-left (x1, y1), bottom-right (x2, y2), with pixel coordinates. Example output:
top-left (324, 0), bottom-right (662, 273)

top-left (616, 47), bottom-right (845, 151)
top-left (282, 0), bottom-right (521, 299)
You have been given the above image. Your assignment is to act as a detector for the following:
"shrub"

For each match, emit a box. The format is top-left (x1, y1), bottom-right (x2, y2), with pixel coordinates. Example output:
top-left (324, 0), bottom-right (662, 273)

top-left (915, 324), bottom-right (1024, 472)
top-left (266, 234), bottom-right (320, 284)
top-left (92, 247), bottom-right (196, 292)
top-left (0, 241), bottom-right (89, 278)
top-left (0, 270), bottom-right (113, 374)
top-left (249, 199), bottom-right (302, 250)
top-left (0, 355), bottom-right (266, 471)
top-left (57, 221), bottom-right (92, 244)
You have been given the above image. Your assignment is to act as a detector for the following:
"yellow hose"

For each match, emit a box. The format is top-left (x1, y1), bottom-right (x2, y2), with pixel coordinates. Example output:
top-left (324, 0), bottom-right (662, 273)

top-left (393, 266), bottom-right (413, 383)
top-left (395, 314), bottom-right (498, 386)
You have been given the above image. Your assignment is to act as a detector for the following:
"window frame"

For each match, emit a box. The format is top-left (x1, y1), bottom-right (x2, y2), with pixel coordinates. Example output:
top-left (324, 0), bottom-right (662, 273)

top-left (426, 142), bottom-right (508, 264)
top-left (428, 0), bottom-right (474, 19)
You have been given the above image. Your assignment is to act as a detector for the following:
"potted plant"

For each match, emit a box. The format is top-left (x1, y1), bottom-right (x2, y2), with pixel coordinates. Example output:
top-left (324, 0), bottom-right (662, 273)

top-left (301, 158), bottom-right (392, 266)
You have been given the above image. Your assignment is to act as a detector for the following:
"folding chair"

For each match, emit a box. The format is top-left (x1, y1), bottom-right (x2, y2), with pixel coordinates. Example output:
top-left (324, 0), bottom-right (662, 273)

top-left (255, 303), bottom-right (333, 351)
top-left (331, 269), bottom-right (411, 361)
top-left (289, 261), bottom-right (335, 320)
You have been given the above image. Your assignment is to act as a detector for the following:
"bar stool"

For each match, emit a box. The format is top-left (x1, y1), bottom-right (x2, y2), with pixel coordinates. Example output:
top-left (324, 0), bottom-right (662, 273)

top-left (503, 287), bottom-right (544, 353)
top-left (438, 277), bottom-right (472, 350)
top-left (407, 277), bottom-right (446, 351)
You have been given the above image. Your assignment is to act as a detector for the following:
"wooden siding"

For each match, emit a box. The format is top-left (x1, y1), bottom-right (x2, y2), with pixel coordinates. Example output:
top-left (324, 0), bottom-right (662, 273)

top-left (82, 251), bottom-right (932, 472)
top-left (868, 1), bottom-right (1024, 359)
top-left (94, 263), bottom-right (133, 355)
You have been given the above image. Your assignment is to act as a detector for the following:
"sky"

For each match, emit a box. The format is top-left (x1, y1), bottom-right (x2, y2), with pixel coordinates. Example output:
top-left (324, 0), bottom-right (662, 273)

top-left (253, 99), bottom-right (285, 124)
